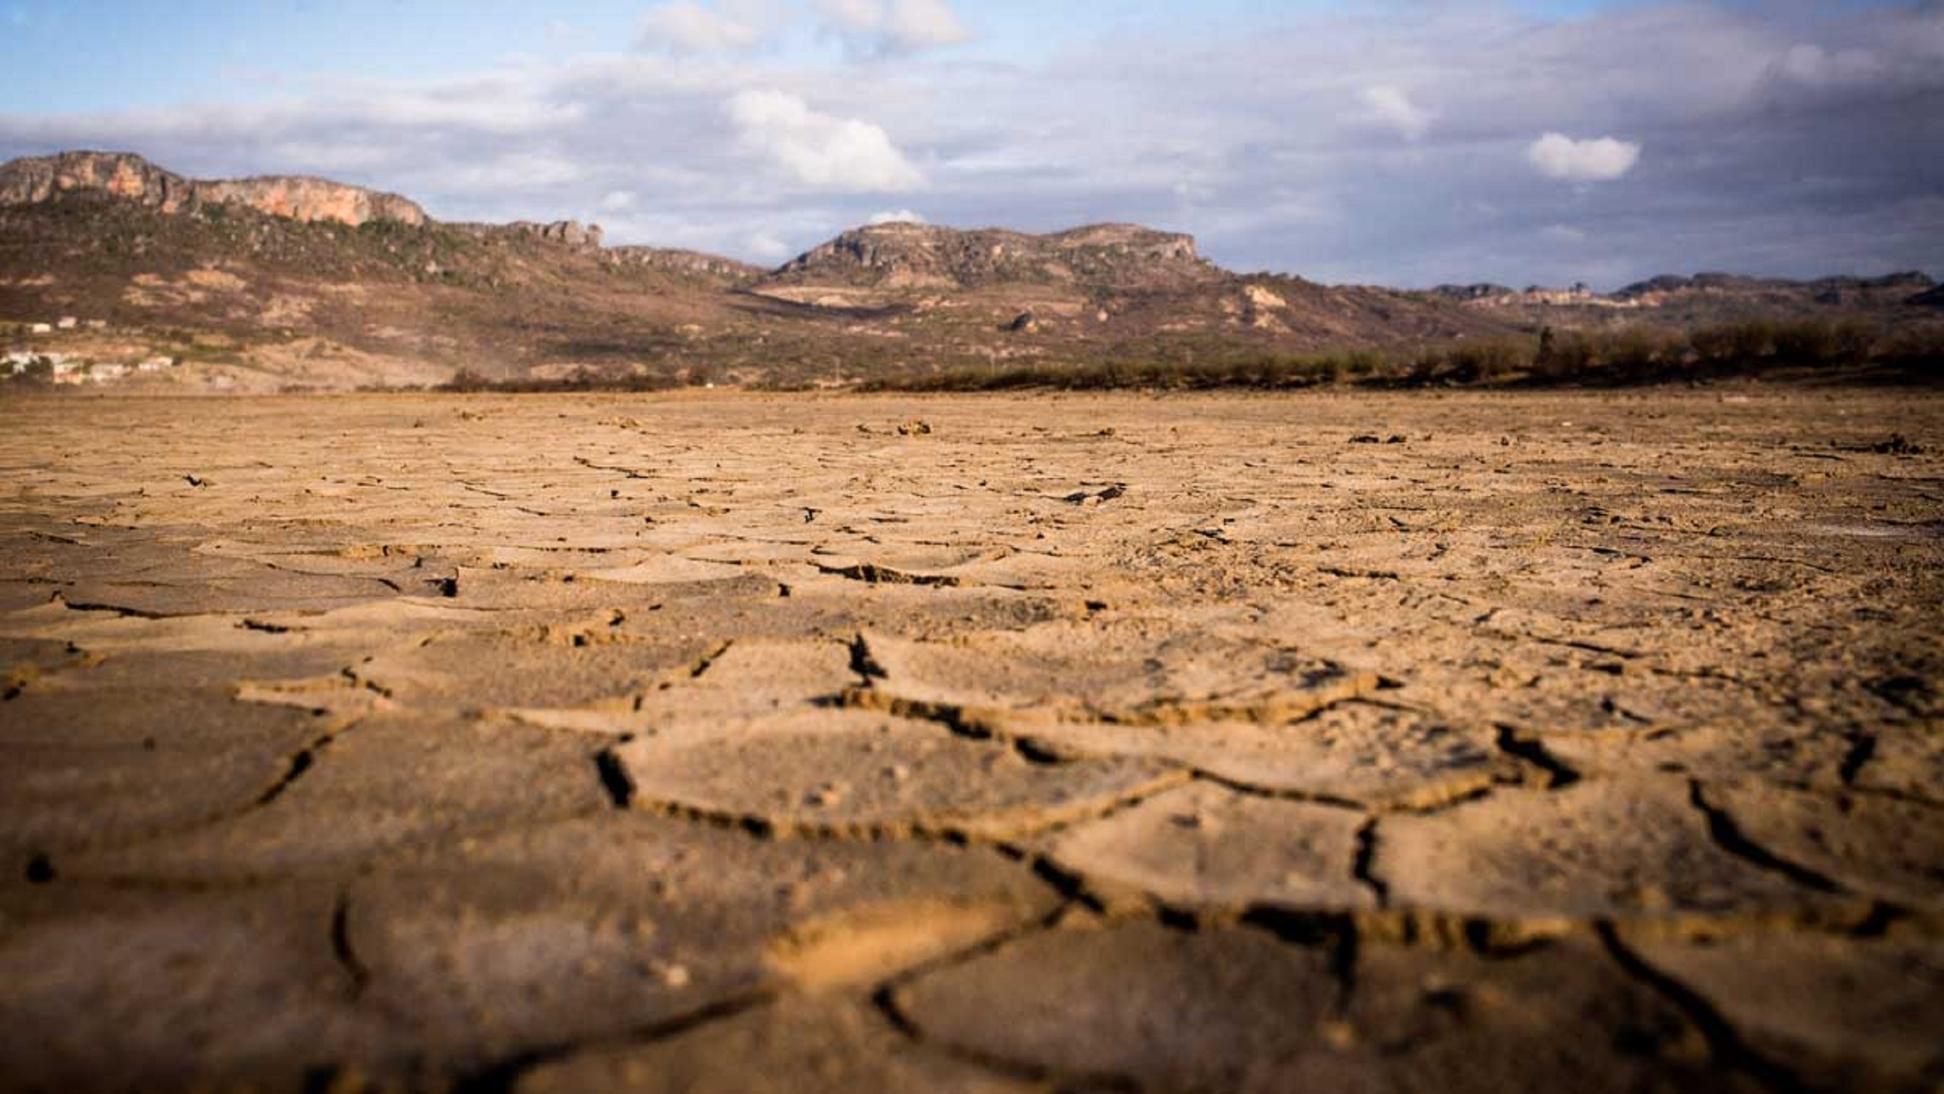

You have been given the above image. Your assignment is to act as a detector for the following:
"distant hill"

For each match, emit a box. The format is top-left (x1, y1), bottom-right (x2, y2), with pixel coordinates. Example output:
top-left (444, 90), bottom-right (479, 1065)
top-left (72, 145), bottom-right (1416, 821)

top-left (1428, 270), bottom-right (1937, 327)
top-left (760, 221), bottom-right (1214, 295)
top-left (0, 151), bottom-right (1934, 392)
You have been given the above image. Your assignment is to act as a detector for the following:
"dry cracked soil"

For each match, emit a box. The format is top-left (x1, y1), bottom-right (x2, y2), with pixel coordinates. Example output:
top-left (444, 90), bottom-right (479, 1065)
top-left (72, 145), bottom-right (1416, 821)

top-left (0, 389), bottom-right (1939, 1093)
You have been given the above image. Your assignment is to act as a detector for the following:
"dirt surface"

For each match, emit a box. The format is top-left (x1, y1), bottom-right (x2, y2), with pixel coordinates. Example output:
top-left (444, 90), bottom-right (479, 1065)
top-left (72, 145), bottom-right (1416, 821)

top-left (0, 389), bottom-right (1939, 1092)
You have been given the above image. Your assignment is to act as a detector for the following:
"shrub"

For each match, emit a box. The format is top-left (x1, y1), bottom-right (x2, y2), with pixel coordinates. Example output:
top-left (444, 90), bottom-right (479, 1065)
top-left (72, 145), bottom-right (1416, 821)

top-left (1690, 320), bottom-right (1776, 365)
top-left (1873, 326), bottom-right (1944, 373)
top-left (1535, 330), bottom-right (1597, 380)
top-left (1342, 349), bottom-right (1387, 377)
top-left (1771, 320), bottom-right (1840, 365)
top-left (1603, 328), bottom-right (1681, 379)
top-left (1444, 339), bottom-right (1532, 383)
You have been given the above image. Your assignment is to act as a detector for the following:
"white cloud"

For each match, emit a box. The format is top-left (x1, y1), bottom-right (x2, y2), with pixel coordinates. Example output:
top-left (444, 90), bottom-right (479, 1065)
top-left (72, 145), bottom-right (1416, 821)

top-left (600, 190), bottom-right (638, 211)
top-left (868, 208), bottom-right (925, 224)
top-left (1526, 133), bottom-right (1641, 182)
top-left (814, 0), bottom-right (971, 53)
top-left (639, 0), bottom-right (779, 54)
top-left (1360, 85), bottom-right (1432, 140)
top-left (349, 85), bottom-right (585, 134)
top-left (727, 89), bottom-right (924, 191)
top-left (1540, 223), bottom-right (1588, 245)
top-left (435, 153), bottom-right (585, 193)
top-left (270, 140), bottom-right (398, 173)
top-left (746, 231), bottom-right (793, 259)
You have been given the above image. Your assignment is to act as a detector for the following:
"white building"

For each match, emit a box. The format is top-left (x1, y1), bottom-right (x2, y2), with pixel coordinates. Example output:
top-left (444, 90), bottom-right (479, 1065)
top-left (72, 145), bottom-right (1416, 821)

top-left (56, 317), bottom-right (78, 330)
top-left (89, 362), bottom-right (130, 382)
top-left (28, 323), bottom-right (53, 335)
top-left (137, 355), bottom-right (177, 372)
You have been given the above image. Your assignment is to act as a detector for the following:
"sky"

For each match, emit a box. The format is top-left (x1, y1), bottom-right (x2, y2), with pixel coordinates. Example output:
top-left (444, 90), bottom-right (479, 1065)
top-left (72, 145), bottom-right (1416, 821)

top-left (1, 0), bottom-right (1939, 288)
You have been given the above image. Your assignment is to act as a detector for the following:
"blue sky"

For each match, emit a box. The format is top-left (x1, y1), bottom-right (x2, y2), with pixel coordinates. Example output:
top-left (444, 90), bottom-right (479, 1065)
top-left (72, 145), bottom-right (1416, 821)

top-left (2, 0), bottom-right (1637, 113)
top-left (2, 1), bottom-right (1938, 286)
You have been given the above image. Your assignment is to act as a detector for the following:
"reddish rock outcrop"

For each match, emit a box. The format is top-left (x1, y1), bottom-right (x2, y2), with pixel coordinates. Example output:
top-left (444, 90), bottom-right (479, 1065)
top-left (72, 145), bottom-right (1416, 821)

top-left (195, 176), bottom-right (425, 228)
top-left (0, 151), bottom-right (198, 213)
top-left (0, 151), bottom-right (426, 228)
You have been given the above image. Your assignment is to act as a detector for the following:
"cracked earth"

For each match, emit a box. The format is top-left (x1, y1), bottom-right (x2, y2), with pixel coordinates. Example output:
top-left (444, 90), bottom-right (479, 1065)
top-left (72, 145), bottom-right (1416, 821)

top-left (0, 390), bottom-right (1939, 1092)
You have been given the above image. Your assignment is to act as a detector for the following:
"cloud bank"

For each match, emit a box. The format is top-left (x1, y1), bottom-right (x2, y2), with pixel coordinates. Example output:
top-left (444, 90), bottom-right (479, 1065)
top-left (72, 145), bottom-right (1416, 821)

top-left (815, 0), bottom-right (972, 53)
top-left (639, 0), bottom-right (781, 53)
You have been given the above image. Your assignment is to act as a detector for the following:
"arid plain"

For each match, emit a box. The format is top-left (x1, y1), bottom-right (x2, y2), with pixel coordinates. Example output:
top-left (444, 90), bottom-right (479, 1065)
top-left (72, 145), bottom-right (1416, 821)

top-left (1, 389), bottom-right (1939, 1092)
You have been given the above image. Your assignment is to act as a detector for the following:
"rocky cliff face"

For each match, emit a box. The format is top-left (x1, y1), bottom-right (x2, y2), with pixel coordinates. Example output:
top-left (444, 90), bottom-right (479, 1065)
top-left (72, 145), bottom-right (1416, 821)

top-left (766, 221), bottom-right (1213, 291)
top-left (607, 246), bottom-right (765, 283)
top-left (195, 176), bottom-right (425, 228)
top-left (508, 220), bottom-right (604, 248)
top-left (0, 151), bottom-right (426, 228)
top-left (0, 151), bottom-right (199, 213)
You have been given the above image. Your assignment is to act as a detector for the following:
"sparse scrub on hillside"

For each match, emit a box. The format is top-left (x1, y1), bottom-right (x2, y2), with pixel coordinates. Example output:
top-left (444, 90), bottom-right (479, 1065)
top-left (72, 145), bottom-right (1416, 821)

top-left (440, 366), bottom-right (682, 394)
top-left (1873, 325), bottom-right (1944, 374)
top-left (857, 352), bottom-right (1368, 393)
top-left (858, 317), bottom-right (1944, 393)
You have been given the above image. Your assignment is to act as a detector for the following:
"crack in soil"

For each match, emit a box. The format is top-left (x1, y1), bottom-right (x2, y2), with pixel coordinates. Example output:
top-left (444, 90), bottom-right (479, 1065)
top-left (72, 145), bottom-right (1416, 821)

top-left (1492, 724), bottom-right (1581, 789)
top-left (1686, 780), bottom-right (1845, 895)
top-left (1596, 923), bottom-right (1811, 1093)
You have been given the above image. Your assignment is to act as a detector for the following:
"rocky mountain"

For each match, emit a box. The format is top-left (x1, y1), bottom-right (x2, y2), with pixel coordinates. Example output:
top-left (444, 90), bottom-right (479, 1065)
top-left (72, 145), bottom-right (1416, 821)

top-left (0, 151), bottom-right (425, 228)
top-left (1432, 270), bottom-right (1938, 324)
top-left (0, 150), bottom-right (1933, 392)
top-left (607, 246), bottom-right (766, 286)
top-left (762, 221), bottom-right (1213, 296)
top-left (1613, 271), bottom-right (1934, 308)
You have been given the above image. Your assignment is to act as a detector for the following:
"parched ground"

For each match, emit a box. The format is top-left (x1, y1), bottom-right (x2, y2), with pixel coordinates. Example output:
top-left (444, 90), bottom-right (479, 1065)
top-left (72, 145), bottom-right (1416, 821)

top-left (0, 389), bottom-right (1938, 1093)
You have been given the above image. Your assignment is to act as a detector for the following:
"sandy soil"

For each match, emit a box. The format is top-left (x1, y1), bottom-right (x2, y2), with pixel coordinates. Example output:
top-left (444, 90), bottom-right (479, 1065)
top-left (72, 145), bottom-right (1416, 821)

top-left (0, 389), bottom-right (1938, 1092)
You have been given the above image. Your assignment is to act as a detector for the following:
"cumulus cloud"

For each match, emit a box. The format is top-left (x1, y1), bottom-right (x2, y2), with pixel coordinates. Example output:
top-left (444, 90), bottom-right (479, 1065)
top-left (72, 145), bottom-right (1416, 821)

top-left (1773, 43), bottom-right (1885, 88)
top-left (436, 152), bottom-right (584, 193)
top-left (746, 231), bottom-right (793, 259)
top-left (815, 0), bottom-right (971, 53)
top-left (638, 0), bottom-right (781, 53)
top-left (1526, 133), bottom-right (1641, 183)
top-left (868, 208), bottom-right (925, 224)
top-left (727, 89), bottom-right (924, 191)
top-left (1360, 85), bottom-right (1432, 140)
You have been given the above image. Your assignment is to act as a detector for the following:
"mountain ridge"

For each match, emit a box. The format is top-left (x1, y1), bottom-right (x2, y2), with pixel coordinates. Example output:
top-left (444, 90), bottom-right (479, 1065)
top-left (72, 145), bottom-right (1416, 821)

top-left (0, 150), bottom-right (428, 228)
top-left (0, 150), bottom-right (1936, 392)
